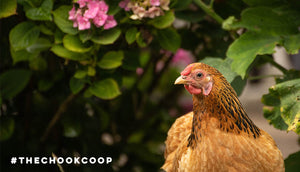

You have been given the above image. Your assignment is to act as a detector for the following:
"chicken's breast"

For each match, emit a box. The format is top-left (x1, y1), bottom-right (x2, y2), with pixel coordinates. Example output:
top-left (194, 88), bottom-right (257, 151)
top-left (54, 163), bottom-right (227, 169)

top-left (162, 112), bottom-right (193, 172)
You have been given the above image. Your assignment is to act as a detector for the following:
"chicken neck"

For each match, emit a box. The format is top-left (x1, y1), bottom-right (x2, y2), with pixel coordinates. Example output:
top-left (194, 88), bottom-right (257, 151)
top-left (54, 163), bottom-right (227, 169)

top-left (188, 79), bottom-right (261, 148)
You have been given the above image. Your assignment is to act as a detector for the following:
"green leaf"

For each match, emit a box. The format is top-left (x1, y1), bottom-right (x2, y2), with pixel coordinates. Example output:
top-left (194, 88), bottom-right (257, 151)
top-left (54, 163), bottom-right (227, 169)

top-left (106, 0), bottom-right (121, 15)
top-left (285, 151), bottom-right (300, 172)
top-left (53, 5), bottom-right (78, 35)
top-left (74, 70), bottom-right (87, 79)
top-left (29, 56), bottom-right (47, 71)
top-left (283, 34), bottom-right (300, 54)
top-left (39, 24), bottom-right (54, 35)
top-left (222, 16), bottom-right (237, 30)
top-left (69, 77), bottom-right (85, 94)
top-left (91, 28), bottom-right (121, 45)
top-left (79, 30), bottom-right (93, 43)
top-left (0, 117), bottom-right (15, 141)
top-left (157, 28), bottom-right (181, 52)
top-left (0, 69), bottom-right (32, 99)
top-left (234, 7), bottom-right (299, 35)
top-left (125, 27), bottom-right (138, 44)
top-left (50, 44), bottom-right (88, 61)
top-left (87, 66), bottom-right (96, 76)
top-left (97, 51), bottom-right (124, 69)
top-left (10, 47), bottom-right (39, 64)
top-left (262, 79), bottom-right (300, 134)
top-left (122, 51), bottom-right (141, 71)
top-left (89, 78), bottom-right (121, 100)
top-left (227, 32), bottom-right (281, 78)
top-left (0, 0), bottom-right (17, 19)
top-left (9, 22), bottom-right (40, 51)
top-left (38, 79), bottom-right (53, 92)
top-left (25, 0), bottom-right (53, 21)
top-left (263, 106), bottom-right (289, 131)
top-left (63, 34), bottom-right (92, 53)
top-left (26, 38), bottom-right (52, 53)
top-left (83, 88), bottom-right (93, 98)
top-left (54, 29), bottom-right (64, 44)
top-left (170, 0), bottom-right (193, 10)
top-left (136, 32), bottom-right (147, 48)
top-left (148, 11), bottom-right (175, 29)
top-left (242, 0), bottom-right (282, 6)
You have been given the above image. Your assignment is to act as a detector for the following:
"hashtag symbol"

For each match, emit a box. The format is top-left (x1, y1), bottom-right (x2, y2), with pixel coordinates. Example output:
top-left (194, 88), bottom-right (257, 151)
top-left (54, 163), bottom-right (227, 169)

top-left (11, 157), bottom-right (17, 164)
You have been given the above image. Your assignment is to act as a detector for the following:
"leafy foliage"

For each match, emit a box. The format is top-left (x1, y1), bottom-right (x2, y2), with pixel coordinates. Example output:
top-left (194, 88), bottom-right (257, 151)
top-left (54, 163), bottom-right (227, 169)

top-left (0, 0), bottom-right (299, 171)
top-left (0, 0), bottom-right (16, 18)
top-left (0, 69), bottom-right (32, 99)
top-left (262, 78), bottom-right (300, 134)
top-left (285, 151), bottom-right (300, 172)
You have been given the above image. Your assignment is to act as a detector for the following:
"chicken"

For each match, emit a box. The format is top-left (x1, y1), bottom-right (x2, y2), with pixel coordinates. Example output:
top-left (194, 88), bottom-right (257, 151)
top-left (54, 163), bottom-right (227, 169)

top-left (162, 63), bottom-right (284, 172)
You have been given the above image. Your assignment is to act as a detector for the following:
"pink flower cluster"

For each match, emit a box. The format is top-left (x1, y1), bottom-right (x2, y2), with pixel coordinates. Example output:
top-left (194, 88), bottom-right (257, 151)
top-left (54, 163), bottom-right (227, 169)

top-left (170, 48), bottom-right (195, 71)
top-left (172, 49), bottom-right (195, 66)
top-left (69, 0), bottom-right (117, 30)
top-left (119, 0), bottom-right (170, 20)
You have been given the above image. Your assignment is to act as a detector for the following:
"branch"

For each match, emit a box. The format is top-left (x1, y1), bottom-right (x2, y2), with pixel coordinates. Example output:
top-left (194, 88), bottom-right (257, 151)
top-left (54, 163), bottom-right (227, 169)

top-left (261, 55), bottom-right (288, 73)
top-left (193, 0), bottom-right (224, 24)
top-left (40, 93), bottom-right (76, 142)
top-left (248, 74), bottom-right (284, 81)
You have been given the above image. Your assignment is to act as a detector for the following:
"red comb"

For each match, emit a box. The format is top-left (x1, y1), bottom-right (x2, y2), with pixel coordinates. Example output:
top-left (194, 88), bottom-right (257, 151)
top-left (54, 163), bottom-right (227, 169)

top-left (181, 64), bottom-right (194, 76)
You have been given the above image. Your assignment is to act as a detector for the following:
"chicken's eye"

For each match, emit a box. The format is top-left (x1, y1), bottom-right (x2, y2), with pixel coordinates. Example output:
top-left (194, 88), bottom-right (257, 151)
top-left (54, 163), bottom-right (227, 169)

top-left (196, 72), bottom-right (203, 78)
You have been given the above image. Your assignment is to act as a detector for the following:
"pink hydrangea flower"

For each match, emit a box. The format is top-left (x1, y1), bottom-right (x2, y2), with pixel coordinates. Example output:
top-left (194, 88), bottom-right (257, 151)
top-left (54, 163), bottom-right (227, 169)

top-left (68, 0), bottom-right (117, 30)
top-left (77, 0), bottom-right (89, 8)
top-left (93, 12), bottom-right (108, 27)
top-left (150, 0), bottom-right (160, 6)
top-left (77, 15), bottom-right (91, 30)
top-left (171, 49), bottom-right (195, 66)
top-left (119, 0), bottom-right (170, 20)
top-left (119, 0), bottom-right (130, 11)
top-left (104, 15), bottom-right (117, 30)
top-left (147, 6), bottom-right (162, 18)
top-left (98, 0), bottom-right (109, 13)
top-left (136, 67), bottom-right (144, 76)
top-left (131, 6), bottom-right (146, 19)
top-left (68, 6), bottom-right (77, 20)
top-left (156, 60), bottom-right (165, 72)
top-left (84, 1), bottom-right (100, 19)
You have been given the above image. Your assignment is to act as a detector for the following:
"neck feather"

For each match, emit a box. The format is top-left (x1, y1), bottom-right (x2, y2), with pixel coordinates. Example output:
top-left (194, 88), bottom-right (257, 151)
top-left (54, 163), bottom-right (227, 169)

top-left (188, 77), bottom-right (261, 148)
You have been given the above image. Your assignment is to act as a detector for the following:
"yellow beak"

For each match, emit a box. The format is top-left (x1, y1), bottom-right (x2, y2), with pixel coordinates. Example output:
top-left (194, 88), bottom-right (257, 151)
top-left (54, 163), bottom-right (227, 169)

top-left (174, 76), bottom-right (188, 85)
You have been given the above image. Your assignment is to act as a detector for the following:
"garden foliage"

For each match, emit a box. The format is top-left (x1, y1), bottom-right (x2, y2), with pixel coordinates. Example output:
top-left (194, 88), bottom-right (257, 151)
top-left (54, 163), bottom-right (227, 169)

top-left (0, 0), bottom-right (299, 171)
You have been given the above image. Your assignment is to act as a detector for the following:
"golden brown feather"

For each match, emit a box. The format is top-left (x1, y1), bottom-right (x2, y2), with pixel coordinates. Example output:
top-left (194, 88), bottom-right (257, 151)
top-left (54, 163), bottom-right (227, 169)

top-left (162, 63), bottom-right (284, 172)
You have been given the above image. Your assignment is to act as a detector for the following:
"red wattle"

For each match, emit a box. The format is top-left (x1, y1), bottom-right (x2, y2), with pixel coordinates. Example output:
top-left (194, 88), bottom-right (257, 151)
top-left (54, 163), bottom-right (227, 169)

top-left (184, 85), bottom-right (202, 95)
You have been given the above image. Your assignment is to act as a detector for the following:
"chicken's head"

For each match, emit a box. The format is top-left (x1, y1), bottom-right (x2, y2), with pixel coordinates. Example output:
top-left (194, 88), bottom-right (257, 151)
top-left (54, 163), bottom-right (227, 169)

top-left (174, 63), bottom-right (218, 96)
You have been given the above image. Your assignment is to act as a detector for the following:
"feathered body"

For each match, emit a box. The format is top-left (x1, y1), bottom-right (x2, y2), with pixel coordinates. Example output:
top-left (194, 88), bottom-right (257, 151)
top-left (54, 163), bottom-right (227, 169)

top-left (162, 63), bottom-right (284, 172)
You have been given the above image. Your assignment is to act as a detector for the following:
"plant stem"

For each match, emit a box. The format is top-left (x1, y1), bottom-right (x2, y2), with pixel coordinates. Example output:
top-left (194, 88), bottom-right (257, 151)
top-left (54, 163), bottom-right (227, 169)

top-left (52, 153), bottom-right (65, 172)
top-left (248, 74), bottom-right (283, 81)
top-left (193, 0), bottom-right (224, 24)
top-left (269, 59), bottom-right (288, 73)
top-left (40, 93), bottom-right (76, 142)
top-left (209, 0), bottom-right (215, 8)
top-left (261, 55), bottom-right (288, 73)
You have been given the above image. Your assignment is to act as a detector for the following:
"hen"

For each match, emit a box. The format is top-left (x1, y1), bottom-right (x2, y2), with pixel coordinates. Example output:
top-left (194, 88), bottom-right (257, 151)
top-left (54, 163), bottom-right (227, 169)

top-left (162, 63), bottom-right (284, 172)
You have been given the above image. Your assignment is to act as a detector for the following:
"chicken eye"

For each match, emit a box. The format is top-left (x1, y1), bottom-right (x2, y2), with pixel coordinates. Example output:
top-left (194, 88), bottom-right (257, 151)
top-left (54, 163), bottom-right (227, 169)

top-left (196, 72), bottom-right (203, 78)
